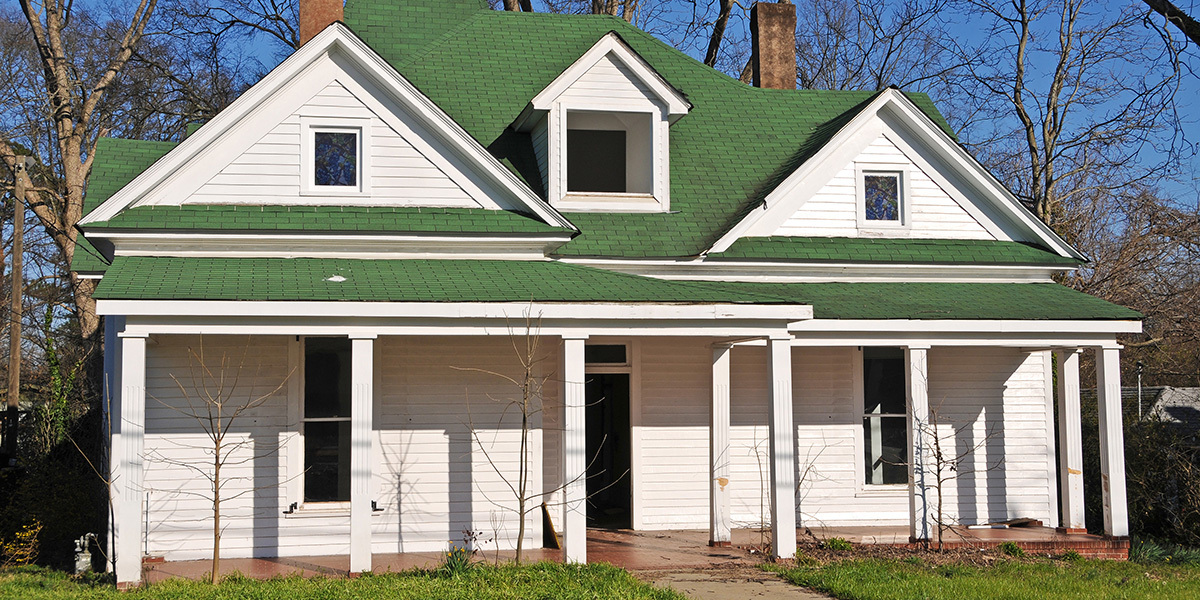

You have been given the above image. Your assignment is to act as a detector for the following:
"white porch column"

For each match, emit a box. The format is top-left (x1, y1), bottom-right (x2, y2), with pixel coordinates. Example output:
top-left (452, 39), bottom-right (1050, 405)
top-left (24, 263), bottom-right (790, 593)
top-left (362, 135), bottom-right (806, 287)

top-left (767, 335), bottom-right (796, 559)
top-left (1054, 349), bottom-right (1086, 531)
top-left (709, 343), bottom-right (732, 547)
top-left (561, 335), bottom-right (588, 563)
top-left (114, 333), bottom-right (147, 588)
top-left (349, 335), bottom-right (375, 574)
top-left (1095, 345), bottom-right (1129, 537)
top-left (906, 345), bottom-right (932, 543)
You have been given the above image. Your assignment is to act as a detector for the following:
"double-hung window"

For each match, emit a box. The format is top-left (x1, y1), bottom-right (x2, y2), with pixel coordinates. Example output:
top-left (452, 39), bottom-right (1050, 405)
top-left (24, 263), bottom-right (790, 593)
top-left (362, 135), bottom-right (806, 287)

top-left (862, 347), bottom-right (907, 486)
top-left (303, 337), bottom-right (352, 503)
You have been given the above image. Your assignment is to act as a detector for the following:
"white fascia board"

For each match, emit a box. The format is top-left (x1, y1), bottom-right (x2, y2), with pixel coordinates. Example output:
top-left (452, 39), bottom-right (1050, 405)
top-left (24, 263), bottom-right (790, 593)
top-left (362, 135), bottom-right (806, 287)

top-left (707, 89), bottom-right (1084, 261)
top-left (559, 257), bottom-right (1069, 283)
top-left (789, 319), bottom-right (1142, 334)
top-left (528, 32), bottom-right (690, 117)
top-left (97, 300), bottom-right (812, 321)
top-left (94, 231), bottom-right (572, 260)
top-left (81, 24), bottom-right (575, 231)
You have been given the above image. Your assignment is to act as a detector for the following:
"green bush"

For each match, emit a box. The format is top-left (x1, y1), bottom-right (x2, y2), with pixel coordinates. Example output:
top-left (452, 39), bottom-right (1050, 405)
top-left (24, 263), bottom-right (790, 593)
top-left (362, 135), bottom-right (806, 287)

top-left (996, 541), bottom-right (1025, 558)
top-left (825, 537), bottom-right (853, 552)
top-left (439, 546), bottom-right (473, 576)
top-left (1130, 538), bottom-right (1200, 565)
top-left (1058, 549), bottom-right (1082, 562)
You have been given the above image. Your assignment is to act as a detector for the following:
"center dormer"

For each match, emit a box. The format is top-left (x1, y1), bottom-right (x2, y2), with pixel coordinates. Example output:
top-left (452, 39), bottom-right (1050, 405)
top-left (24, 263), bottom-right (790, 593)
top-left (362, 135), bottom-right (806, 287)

top-left (514, 32), bottom-right (690, 212)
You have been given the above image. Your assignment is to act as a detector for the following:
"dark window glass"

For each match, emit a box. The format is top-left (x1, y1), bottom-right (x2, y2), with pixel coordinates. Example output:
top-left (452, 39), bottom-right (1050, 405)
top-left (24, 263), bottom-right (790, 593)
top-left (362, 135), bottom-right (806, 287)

top-left (585, 344), bottom-right (627, 365)
top-left (863, 347), bottom-right (907, 485)
top-left (864, 174), bottom-right (900, 221)
top-left (314, 131), bottom-right (358, 187)
top-left (304, 421), bottom-right (351, 502)
top-left (567, 129), bottom-right (626, 193)
top-left (863, 347), bottom-right (905, 415)
top-left (305, 337), bottom-right (351, 419)
top-left (863, 416), bottom-right (908, 485)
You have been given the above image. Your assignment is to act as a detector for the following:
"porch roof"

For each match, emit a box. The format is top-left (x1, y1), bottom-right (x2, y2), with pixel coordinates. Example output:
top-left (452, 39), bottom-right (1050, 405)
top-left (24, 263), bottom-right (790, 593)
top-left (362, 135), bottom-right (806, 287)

top-left (92, 256), bottom-right (1139, 321)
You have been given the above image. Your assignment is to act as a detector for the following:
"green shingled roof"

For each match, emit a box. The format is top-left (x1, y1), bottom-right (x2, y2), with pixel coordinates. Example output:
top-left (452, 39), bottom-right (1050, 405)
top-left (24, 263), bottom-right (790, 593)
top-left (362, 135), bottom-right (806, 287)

top-left (84, 205), bottom-right (568, 234)
top-left (91, 255), bottom-right (1137, 320)
top-left (717, 282), bottom-right (1140, 320)
top-left (347, 0), bottom-right (955, 258)
top-left (83, 137), bottom-right (178, 216)
top-left (712, 237), bottom-right (1080, 266)
top-left (93, 257), bottom-right (789, 304)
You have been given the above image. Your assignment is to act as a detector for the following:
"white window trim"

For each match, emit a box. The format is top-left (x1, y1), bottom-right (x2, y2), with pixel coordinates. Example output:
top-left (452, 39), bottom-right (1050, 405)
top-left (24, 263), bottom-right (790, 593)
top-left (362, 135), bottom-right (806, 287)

top-left (548, 101), bottom-right (670, 212)
top-left (300, 116), bottom-right (372, 197)
top-left (853, 347), bottom-right (909, 498)
top-left (855, 163), bottom-right (912, 233)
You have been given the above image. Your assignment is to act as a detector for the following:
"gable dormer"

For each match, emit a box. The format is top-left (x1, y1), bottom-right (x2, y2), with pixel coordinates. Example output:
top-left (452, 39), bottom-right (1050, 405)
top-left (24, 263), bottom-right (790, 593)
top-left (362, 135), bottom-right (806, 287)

top-left (514, 33), bottom-right (689, 213)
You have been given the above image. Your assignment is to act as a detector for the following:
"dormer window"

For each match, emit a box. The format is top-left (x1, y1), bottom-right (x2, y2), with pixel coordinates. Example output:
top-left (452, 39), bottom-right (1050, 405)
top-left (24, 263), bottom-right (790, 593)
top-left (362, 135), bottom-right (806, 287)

top-left (302, 117), bottom-right (371, 196)
top-left (513, 33), bottom-right (690, 213)
top-left (566, 111), bottom-right (652, 196)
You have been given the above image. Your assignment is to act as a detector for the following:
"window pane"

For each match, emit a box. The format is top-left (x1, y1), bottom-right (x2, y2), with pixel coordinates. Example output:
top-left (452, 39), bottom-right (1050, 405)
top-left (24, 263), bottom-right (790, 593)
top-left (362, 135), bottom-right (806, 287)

top-left (863, 416), bottom-right (908, 485)
top-left (567, 129), bottom-right (626, 193)
top-left (863, 347), bottom-right (905, 415)
top-left (585, 344), bottom-right (627, 365)
top-left (304, 421), bottom-right (351, 502)
top-left (314, 131), bottom-right (358, 187)
top-left (305, 337), bottom-right (351, 418)
top-left (864, 174), bottom-right (900, 221)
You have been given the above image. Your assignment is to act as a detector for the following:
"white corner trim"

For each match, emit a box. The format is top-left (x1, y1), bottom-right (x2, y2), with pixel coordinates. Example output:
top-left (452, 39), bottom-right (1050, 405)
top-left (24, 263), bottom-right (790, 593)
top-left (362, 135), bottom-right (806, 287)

top-left (530, 32), bottom-right (689, 117)
top-left (81, 24), bottom-right (575, 231)
top-left (706, 89), bottom-right (1083, 260)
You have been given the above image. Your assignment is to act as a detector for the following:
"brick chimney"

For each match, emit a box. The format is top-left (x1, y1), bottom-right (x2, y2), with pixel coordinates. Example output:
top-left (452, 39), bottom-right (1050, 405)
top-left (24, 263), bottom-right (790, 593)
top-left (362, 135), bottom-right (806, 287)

top-left (750, 2), bottom-right (797, 90)
top-left (299, 0), bottom-right (344, 46)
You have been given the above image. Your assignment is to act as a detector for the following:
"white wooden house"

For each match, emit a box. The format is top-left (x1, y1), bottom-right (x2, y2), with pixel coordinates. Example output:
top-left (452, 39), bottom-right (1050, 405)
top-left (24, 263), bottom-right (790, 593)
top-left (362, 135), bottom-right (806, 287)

top-left (73, 0), bottom-right (1140, 587)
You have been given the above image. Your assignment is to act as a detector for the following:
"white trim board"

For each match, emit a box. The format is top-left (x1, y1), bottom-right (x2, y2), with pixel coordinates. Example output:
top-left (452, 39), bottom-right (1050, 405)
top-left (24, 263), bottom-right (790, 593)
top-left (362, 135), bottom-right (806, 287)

top-left (560, 257), bottom-right (1069, 283)
top-left (81, 24), bottom-right (575, 231)
top-left (708, 89), bottom-right (1083, 261)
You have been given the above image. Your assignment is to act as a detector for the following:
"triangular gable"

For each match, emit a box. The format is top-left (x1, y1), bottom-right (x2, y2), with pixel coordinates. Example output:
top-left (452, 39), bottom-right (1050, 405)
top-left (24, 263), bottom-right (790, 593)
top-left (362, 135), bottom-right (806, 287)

top-left (708, 89), bottom-right (1084, 261)
top-left (81, 24), bottom-right (575, 230)
top-left (514, 31), bottom-right (690, 130)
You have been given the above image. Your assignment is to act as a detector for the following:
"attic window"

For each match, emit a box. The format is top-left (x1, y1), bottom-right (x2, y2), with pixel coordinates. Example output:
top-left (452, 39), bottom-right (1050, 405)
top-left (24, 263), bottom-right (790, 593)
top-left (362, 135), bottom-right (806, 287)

top-left (313, 130), bottom-right (359, 187)
top-left (565, 111), bottom-right (652, 196)
top-left (856, 165), bottom-right (909, 229)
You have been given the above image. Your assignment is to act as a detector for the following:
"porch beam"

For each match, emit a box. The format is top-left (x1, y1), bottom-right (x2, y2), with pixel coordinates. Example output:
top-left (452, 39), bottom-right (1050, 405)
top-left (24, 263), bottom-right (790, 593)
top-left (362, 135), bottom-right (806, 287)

top-left (767, 335), bottom-right (796, 559)
top-left (1054, 349), bottom-right (1086, 531)
top-left (114, 333), bottom-right (148, 588)
top-left (562, 335), bottom-right (589, 563)
top-left (710, 343), bottom-right (732, 547)
top-left (1095, 346), bottom-right (1129, 537)
top-left (350, 335), bottom-right (375, 574)
top-left (906, 345), bottom-right (932, 543)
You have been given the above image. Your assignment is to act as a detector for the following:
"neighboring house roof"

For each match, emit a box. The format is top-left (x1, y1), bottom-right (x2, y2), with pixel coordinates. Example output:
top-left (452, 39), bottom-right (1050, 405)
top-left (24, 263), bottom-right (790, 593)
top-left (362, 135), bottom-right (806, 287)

top-left (1150, 387), bottom-right (1200, 441)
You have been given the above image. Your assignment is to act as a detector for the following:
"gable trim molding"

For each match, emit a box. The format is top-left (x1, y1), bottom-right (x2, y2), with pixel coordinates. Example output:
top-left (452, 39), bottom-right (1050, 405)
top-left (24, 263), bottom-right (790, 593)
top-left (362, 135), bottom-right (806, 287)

top-left (81, 23), bottom-right (576, 231)
top-left (708, 89), bottom-right (1084, 261)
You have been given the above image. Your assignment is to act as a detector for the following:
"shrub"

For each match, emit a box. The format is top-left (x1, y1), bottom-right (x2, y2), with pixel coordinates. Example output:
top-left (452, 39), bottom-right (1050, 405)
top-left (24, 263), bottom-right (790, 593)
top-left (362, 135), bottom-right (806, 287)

top-left (997, 541), bottom-right (1025, 558)
top-left (1, 519), bottom-right (42, 566)
top-left (825, 537), bottom-right (852, 552)
top-left (1130, 538), bottom-right (1200, 565)
top-left (1058, 549), bottom-right (1083, 562)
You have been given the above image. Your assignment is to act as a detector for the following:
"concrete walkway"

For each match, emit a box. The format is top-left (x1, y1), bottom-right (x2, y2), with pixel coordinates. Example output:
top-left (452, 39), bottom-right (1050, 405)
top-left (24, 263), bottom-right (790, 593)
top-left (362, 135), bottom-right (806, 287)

top-left (641, 568), bottom-right (831, 600)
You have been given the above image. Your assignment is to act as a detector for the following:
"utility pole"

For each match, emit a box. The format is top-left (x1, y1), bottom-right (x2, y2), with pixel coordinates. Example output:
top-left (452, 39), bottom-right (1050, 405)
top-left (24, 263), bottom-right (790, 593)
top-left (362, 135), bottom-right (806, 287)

top-left (3, 158), bottom-right (28, 466)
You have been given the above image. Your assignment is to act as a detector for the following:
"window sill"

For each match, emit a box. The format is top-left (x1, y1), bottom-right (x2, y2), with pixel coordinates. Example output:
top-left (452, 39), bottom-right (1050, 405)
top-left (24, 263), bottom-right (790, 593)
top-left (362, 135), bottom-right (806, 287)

top-left (556, 192), bottom-right (663, 213)
top-left (283, 503), bottom-right (387, 519)
top-left (855, 484), bottom-right (909, 499)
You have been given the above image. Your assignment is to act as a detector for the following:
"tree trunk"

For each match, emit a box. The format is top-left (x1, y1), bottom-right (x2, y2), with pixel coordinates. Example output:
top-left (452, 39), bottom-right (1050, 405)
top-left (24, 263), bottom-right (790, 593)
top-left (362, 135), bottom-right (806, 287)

top-left (704, 0), bottom-right (735, 67)
top-left (1143, 0), bottom-right (1200, 48)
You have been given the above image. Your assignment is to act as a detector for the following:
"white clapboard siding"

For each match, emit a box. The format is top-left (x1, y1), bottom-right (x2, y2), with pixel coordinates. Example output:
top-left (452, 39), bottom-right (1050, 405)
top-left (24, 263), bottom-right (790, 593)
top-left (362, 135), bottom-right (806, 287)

top-left (773, 134), bottom-right (998, 240)
top-left (142, 335), bottom-right (553, 561)
top-left (557, 54), bottom-right (659, 106)
top-left (531, 117), bottom-right (549, 195)
top-left (637, 338), bottom-right (714, 529)
top-left (185, 81), bottom-right (479, 208)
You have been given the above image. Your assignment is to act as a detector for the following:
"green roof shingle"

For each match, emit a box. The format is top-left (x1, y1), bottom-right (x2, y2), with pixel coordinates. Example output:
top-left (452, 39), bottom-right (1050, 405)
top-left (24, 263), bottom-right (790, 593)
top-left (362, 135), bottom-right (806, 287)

top-left (712, 237), bottom-right (1080, 266)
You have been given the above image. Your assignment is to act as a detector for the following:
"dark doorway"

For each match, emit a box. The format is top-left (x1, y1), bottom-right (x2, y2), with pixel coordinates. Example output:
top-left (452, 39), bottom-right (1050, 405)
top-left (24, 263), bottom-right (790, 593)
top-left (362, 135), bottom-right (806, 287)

top-left (585, 373), bottom-right (632, 529)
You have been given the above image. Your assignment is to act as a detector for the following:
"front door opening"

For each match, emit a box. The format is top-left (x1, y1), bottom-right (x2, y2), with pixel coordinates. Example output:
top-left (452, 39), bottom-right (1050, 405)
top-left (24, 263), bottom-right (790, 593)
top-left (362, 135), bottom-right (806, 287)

top-left (585, 373), bottom-right (631, 529)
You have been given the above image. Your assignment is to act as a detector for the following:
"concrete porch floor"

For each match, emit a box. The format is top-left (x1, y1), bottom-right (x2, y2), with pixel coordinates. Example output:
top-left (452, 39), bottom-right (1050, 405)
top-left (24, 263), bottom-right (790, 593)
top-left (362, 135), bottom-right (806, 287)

top-left (143, 526), bottom-right (1125, 583)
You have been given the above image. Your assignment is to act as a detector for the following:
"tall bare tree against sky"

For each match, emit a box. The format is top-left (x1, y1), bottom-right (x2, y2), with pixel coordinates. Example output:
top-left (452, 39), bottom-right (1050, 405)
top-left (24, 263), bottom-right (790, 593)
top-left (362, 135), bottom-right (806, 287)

top-left (0, 0), bottom-right (158, 341)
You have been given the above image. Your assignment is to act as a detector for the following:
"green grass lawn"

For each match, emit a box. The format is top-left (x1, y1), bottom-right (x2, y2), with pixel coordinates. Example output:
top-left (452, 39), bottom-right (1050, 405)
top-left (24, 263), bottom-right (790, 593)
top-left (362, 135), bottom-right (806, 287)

top-left (766, 557), bottom-right (1200, 600)
top-left (0, 563), bottom-right (685, 600)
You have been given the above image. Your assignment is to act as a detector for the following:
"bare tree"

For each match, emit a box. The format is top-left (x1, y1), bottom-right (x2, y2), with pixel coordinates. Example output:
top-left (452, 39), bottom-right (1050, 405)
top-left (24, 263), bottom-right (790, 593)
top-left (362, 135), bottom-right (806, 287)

top-left (0, 1), bottom-right (159, 341)
top-left (146, 337), bottom-right (291, 584)
top-left (915, 401), bottom-right (1002, 551)
top-left (1142, 0), bottom-right (1200, 48)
